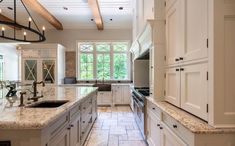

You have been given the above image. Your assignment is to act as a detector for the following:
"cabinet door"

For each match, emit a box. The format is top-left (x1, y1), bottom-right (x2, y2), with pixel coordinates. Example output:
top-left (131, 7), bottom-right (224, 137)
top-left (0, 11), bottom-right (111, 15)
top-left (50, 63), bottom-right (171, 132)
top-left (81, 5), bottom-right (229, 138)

top-left (42, 60), bottom-right (56, 84)
top-left (180, 63), bottom-right (208, 120)
top-left (113, 86), bottom-right (123, 104)
top-left (101, 92), bottom-right (112, 104)
top-left (182, 0), bottom-right (208, 61)
top-left (147, 112), bottom-right (161, 146)
top-left (48, 127), bottom-right (70, 146)
top-left (70, 115), bottom-right (80, 146)
top-left (23, 59), bottom-right (38, 83)
top-left (97, 92), bottom-right (103, 105)
top-left (165, 68), bottom-right (180, 107)
top-left (161, 125), bottom-right (187, 146)
top-left (123, 86), bottom-right (131, 105)
top-left (166, 0), bottom-right (183, 65)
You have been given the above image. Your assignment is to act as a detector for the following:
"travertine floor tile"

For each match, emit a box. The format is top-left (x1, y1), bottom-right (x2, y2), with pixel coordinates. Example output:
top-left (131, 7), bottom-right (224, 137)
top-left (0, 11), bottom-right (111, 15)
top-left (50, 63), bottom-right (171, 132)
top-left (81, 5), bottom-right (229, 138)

top-left (86, 106), bottom-right (147, 146)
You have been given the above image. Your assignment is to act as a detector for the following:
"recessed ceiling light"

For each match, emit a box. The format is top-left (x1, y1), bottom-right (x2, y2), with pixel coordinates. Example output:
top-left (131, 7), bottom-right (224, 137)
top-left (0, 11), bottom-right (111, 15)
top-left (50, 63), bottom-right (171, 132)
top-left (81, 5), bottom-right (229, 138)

top-left (7, 7), bottom-right (13, 10)
top-left (119, 7), bottom-right (123, 10)
top-left (63, 7), bottom-right (68, 10)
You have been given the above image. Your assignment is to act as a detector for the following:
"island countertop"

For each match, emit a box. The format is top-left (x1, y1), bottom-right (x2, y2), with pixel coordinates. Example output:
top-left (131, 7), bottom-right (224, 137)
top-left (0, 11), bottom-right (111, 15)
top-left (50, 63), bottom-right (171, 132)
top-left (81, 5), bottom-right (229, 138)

top-left (0, 86), bottom-right (98, 130)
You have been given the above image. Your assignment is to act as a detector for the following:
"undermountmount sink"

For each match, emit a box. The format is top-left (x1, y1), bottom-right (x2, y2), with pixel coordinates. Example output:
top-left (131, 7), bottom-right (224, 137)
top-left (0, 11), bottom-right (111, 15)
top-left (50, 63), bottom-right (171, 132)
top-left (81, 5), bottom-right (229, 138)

top-left (26, 100), bottom-right (69, 108)
top-left (93, 84), bottom-right (111, 91)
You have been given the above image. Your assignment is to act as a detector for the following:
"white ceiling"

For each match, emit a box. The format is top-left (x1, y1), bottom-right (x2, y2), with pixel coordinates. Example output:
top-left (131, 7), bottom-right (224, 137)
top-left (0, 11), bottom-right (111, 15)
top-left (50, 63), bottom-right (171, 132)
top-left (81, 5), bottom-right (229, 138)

top-left (0, 0), bottom-right (133, 30)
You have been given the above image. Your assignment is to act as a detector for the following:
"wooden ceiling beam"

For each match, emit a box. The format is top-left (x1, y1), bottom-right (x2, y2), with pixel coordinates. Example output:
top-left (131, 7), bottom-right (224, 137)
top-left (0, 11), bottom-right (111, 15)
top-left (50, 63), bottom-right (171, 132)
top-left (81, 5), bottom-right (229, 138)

top-left (0, 14), bottom-right (22, 30)
top-left (88, 0), bottom-right (104, 30)
top-left (22, 0), bottom-right (63, 30)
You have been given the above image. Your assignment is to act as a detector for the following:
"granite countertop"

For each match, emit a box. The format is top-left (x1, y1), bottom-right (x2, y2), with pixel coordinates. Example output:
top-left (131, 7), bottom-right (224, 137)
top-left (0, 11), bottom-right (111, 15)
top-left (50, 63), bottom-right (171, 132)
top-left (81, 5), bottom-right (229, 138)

top-left (146, 97), bottom-right (235, 134)
top-left (0, 86), bottom-right (97, 130)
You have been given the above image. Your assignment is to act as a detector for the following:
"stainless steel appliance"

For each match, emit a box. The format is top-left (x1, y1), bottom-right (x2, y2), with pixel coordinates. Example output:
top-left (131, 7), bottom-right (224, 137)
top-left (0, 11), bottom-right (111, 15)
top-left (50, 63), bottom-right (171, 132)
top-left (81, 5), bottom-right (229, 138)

top-left (131, 87), bottom-right (149, 139)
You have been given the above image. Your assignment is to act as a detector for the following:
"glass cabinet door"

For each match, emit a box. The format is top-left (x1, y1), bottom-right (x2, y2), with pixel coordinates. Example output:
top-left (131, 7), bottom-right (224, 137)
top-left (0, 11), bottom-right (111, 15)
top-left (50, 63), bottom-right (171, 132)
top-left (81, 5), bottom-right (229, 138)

top-left (24, 60), bottom-right (37, 81)
top-left (42, 60), bottom-right (55, 84)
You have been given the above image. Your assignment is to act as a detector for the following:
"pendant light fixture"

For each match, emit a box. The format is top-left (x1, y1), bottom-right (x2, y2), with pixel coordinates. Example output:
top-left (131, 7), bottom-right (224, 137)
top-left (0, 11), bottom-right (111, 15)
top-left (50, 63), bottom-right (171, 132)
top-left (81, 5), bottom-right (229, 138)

top-left (0, 0), bottom-right (46, 42)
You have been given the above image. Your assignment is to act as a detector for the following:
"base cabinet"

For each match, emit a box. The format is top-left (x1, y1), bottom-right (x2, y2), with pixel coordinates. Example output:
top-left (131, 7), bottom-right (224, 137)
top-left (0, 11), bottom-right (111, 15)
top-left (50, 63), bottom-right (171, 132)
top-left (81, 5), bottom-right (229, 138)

top-left (161, 125), bottom-right (187, 146)
top-left (97, 92), bottom-right (112, 106)
top-left (112, 85), bottom-right (131, 105)
top-left (48, 126), bottom-right (70, 146)
top-left (69, 115), bottom-right (80, 146)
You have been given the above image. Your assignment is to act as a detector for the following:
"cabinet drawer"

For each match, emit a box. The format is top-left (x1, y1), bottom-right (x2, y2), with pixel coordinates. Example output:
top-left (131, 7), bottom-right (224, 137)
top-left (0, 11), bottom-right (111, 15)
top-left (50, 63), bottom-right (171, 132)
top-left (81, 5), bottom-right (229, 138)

top-left (81, 114), bottom-right (92, 131)
top-left (147, 101), bottom-right (162, 119)
top-left (162, 113), bottom-right (193, 145)
top-left (70, 104), bottom-right (80, 121)
top-left (49, 112), bottom-right (69, 138)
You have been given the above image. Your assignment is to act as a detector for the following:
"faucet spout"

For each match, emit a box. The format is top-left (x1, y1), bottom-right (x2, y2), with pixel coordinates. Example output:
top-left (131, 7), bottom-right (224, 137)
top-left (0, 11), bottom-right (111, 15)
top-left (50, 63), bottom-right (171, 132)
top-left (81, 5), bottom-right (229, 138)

top-left (33, 81), bottom-right (45, 98)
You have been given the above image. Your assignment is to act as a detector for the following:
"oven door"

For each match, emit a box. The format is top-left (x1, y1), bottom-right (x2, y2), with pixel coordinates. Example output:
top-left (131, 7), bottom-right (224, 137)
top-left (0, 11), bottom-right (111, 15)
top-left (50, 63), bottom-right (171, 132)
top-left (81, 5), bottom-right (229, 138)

top-left (133, 96), bottom-right (145, 137)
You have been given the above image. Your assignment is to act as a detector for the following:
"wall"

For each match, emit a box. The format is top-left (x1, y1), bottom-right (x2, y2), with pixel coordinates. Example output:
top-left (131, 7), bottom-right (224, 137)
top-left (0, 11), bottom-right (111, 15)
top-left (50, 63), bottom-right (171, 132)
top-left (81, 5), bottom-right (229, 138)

top-left (43, 29), bottom-right (132, 51)
top-left (0, 44), bottom-right (20, 81)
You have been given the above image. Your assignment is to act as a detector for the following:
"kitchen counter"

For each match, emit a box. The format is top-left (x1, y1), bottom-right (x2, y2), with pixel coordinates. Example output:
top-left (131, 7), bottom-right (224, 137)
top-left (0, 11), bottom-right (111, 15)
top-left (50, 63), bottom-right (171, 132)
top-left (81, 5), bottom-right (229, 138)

top-left (0, 86), bottom-right (97, 130)
top-left (146, 97), bottom-right (235, 134)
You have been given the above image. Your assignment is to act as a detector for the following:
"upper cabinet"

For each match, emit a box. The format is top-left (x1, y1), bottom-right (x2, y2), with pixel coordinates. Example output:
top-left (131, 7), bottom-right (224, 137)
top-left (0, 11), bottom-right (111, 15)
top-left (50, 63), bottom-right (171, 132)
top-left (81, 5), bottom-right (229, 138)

top-left (166, 0), bottom-right (208, 65)
top-left (19, 44), bottom-right (65, 85)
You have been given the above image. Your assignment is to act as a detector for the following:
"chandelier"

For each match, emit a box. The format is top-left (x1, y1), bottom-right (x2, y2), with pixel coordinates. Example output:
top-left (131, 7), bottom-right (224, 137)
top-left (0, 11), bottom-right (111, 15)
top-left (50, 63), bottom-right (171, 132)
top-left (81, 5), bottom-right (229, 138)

top-left (0, 0), bottom-right (46, 42)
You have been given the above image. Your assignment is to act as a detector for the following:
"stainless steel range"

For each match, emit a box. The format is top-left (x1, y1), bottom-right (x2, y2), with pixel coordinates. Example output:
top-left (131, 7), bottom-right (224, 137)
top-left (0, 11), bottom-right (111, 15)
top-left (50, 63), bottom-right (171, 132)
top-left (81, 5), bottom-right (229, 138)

top-left (131, 87), bottom-right (149, 139)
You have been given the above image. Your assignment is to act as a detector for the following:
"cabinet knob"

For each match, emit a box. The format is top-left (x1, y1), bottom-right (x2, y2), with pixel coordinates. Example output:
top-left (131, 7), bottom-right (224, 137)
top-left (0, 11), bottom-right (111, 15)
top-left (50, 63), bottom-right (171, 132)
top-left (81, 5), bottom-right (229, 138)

top-left (179, 57), bottom-right (184, 60)
top-left (157, 124), bottom-right (160, 127)
top-left (180, 68), bottom-right (184, 71)
top-left (67, 127), bottom-right (71, 130)
top-left (70, 124), bottom-right (74, 127)
top-left (83, 121), bottom-right (85, 123)
top-left (150, 93), bottom-right (153, 95)
top-left (176, 68), bottom-right (180, 71)
top-left (160, 127), bottom-right (163, 130)
top-left (175, 58), bottom-right (179, 62)
top-left (152, 108), bottom-right (155, 110)
top-left (173, 124), bottom-right (177, 128)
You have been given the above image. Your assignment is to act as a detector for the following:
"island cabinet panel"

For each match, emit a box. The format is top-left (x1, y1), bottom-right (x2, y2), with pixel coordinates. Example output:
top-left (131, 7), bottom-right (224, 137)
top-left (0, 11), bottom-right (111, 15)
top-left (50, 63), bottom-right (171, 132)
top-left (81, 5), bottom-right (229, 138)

top-left (69, 115), bottom-right (80, 146)
top-left (48, 126), bottom-right (70, 146)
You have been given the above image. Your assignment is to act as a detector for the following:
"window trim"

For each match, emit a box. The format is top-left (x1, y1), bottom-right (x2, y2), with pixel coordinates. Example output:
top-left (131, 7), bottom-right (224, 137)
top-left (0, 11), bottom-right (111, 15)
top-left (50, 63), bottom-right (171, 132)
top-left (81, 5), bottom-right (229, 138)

top-left (77, 41), bottom-right (131, 80)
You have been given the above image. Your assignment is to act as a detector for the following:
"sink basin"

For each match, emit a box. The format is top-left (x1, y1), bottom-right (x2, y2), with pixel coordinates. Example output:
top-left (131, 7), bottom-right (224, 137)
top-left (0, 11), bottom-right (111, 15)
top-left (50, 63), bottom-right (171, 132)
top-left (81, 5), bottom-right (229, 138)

top-left (26, 100), bottom-right (69, 108)
top-left (93, 84), bottom-right (111, 91)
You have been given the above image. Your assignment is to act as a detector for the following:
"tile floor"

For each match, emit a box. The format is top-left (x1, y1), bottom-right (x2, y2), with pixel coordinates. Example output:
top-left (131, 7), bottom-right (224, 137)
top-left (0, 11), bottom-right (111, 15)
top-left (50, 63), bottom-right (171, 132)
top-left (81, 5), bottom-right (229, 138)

top-left (84, 106), bottom-right (148, 146)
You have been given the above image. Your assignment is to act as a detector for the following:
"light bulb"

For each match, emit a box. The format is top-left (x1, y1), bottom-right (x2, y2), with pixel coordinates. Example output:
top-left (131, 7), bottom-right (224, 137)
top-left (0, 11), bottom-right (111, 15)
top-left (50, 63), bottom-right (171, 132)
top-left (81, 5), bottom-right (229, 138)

top-left (42, 26), bottom-right (45, 31)
top-left (23, 32), bottom-right (27, 36)
top-left (29, 17), bottom-right (32, 22)
top-left (0, 9), bottom-right (2, 14)
top-left (1, 27), bottom-right (5, 31)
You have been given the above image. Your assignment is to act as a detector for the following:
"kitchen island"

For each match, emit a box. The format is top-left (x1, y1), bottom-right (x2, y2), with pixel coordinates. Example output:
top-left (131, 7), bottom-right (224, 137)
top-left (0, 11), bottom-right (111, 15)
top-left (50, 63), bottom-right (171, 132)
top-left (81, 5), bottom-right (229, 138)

top-left (0, 86), bottom-right (98, 146)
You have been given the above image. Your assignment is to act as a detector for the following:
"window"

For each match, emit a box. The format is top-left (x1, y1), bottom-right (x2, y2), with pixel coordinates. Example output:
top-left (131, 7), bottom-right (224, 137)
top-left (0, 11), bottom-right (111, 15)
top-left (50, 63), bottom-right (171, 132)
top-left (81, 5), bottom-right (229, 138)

top-left (78, 42), bottom-right (130, 80)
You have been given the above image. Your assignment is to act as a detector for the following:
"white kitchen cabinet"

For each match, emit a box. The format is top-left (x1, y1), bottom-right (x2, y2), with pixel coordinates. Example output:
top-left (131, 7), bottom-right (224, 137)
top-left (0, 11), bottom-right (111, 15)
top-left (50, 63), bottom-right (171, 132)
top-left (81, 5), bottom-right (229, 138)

top-left (181, 0), bottom-right (208, 62)
top-left (161, 125), bottom-right (187, 146)
top-left (166, 0), bottom-right (183, 65)
top-left (20, 44), bottom-right (65, 85)
top-left (165, 63), bottom-right (208, 120)
top-left (181, 63), bottom-right (208, 120)
top-left (165, 67), bottom-right (180, 107)
top-left (97, 92), bottom-right (112, 106)
top-left (69, 115), bottom-right (80, 146)
top-left (112, 84), bottom-right (131, 105)
top-left (166, 0), bottom-right (208, 65)
top-left (147, 109), bottom-right (161, 146)
top-left (48, 126), bottom-right (70, 146)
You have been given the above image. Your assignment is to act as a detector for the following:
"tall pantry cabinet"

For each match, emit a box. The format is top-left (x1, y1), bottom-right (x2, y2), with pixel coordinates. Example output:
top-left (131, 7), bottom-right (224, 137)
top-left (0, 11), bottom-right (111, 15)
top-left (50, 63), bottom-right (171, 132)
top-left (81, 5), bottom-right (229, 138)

top-left (165, 0), bottom-right (235, 127)
top-left (19, 44), bottom-right (65, 85)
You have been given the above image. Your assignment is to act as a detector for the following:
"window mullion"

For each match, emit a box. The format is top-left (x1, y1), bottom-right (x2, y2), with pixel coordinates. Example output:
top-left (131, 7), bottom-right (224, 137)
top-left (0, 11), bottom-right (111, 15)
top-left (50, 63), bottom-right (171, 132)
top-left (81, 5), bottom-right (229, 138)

top-left (110, 43), bottom-right (114, 80)
top-left (93, 43), bottom-right (97, 80)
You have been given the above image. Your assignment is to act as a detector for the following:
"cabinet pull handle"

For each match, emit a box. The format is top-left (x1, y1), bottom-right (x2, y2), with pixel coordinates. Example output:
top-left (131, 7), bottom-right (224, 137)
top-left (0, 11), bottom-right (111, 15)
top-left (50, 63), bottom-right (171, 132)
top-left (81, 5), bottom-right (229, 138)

top-left (152, 108), bottom-right (155, 110)
top-left (179, 57), bottom-right (184, 60)
top-left (83, 121), bottom-right (85, 123)
top-left (173, 124), bottom-right (177, 128)
top-left (70, 124), bottom-right (74, 127)
top-left (157, 124), bottom-right (160, 127)
top-left (180, 68), bottom-right (184, 71)
top-left (175, 58), bottom-right (179, 62)
top-left (150, 93), bottom-right (153, 95)
top-left (67, 127), bottom-right (71, 130)
top-left (176, 68), bottom-right (180, 71)
top-left (159, 127), bottom-right (163, 130)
